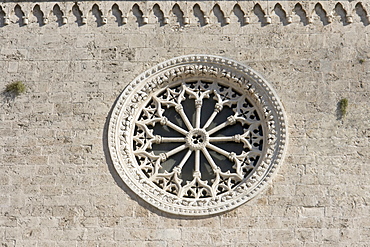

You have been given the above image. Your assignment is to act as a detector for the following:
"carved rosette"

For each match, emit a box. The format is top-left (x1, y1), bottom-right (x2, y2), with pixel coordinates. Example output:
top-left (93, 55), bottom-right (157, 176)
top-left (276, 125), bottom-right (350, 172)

top-left (108, 55), bottom-right (287, 216)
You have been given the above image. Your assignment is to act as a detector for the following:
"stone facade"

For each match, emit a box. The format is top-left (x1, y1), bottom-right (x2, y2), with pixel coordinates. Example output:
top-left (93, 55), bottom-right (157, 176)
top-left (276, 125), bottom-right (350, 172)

top-left (1, 1), bottom-right (369, 246)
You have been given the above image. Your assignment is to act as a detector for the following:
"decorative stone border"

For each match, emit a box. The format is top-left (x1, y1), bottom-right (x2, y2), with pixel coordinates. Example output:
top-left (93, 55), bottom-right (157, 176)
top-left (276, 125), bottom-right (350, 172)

top-left (0, 1), bottom-right (368, 26)
top-left (108, 55), bottom-right (288, 216)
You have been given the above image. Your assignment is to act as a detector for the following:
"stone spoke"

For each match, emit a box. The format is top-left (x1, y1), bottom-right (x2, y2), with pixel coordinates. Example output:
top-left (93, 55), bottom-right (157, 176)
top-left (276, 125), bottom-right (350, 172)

top-left (133, 150), bottom-right (159, 160)
top-left (162, 144), bottom-right (188, 161)
top-left (209, 131), bottom-right (252, 150)
top-left (175, 105), bottom-right (193, 131)
top-left (161, 117), bottom-right (188, 135)
top-left (159, 137), bottom-right (186, 143)
top-left (194, 149), bottom-right (200, 174)
top-left (209, 136), bottom-right (235, 142)
top-left (203, 110), bottom-right (218, 129)
top-left (207, 115), bottom-right (237, 135)
top-left (201, 147), bottom-right (219, 172)
top-left (206, 143), bottom-right (231, 159)
top-left (195, 99), bottom-right (202, 128)
top-left (202, 101), bottom-right (224, 130)
top-left (176, 149), bottom-right (193, 171)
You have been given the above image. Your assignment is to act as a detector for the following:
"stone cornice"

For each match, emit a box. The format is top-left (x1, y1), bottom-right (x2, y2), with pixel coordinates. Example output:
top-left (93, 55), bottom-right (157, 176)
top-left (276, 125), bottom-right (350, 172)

top-left (0, 1), bottom-right (368, 26)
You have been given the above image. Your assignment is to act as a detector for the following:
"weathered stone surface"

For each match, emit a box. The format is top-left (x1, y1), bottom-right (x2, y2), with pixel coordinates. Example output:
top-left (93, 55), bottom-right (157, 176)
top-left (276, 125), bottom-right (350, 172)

top-left (0, 0), bottom-right (369, 245)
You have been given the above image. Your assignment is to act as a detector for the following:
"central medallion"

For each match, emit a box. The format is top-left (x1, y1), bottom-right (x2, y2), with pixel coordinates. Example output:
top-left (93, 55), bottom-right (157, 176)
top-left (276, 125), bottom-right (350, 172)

top-left (186, 129), bottom-right (209, 150)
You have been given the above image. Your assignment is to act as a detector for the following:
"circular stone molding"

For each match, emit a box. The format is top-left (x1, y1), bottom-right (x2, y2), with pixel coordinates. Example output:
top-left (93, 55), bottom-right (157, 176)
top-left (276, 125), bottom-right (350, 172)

top-left (108, 55), bottom-right (287, 216)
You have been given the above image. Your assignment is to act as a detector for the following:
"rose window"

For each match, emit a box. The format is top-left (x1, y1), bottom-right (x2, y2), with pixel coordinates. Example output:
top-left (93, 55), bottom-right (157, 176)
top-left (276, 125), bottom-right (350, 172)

top-left (134, 80), bottom-right (264, 199)
top-left (108, 55), bottom-right (287, 216)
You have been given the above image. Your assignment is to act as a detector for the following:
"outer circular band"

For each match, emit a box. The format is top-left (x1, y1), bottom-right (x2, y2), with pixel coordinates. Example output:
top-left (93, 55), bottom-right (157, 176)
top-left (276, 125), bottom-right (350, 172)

top-left (108, 55), bottom-right (288, 216)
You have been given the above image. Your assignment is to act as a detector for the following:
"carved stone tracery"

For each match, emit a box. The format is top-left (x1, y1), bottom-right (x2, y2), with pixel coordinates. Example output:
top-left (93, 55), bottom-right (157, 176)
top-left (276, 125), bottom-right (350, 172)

top-left (108, 55), bottom-right (287, 216)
